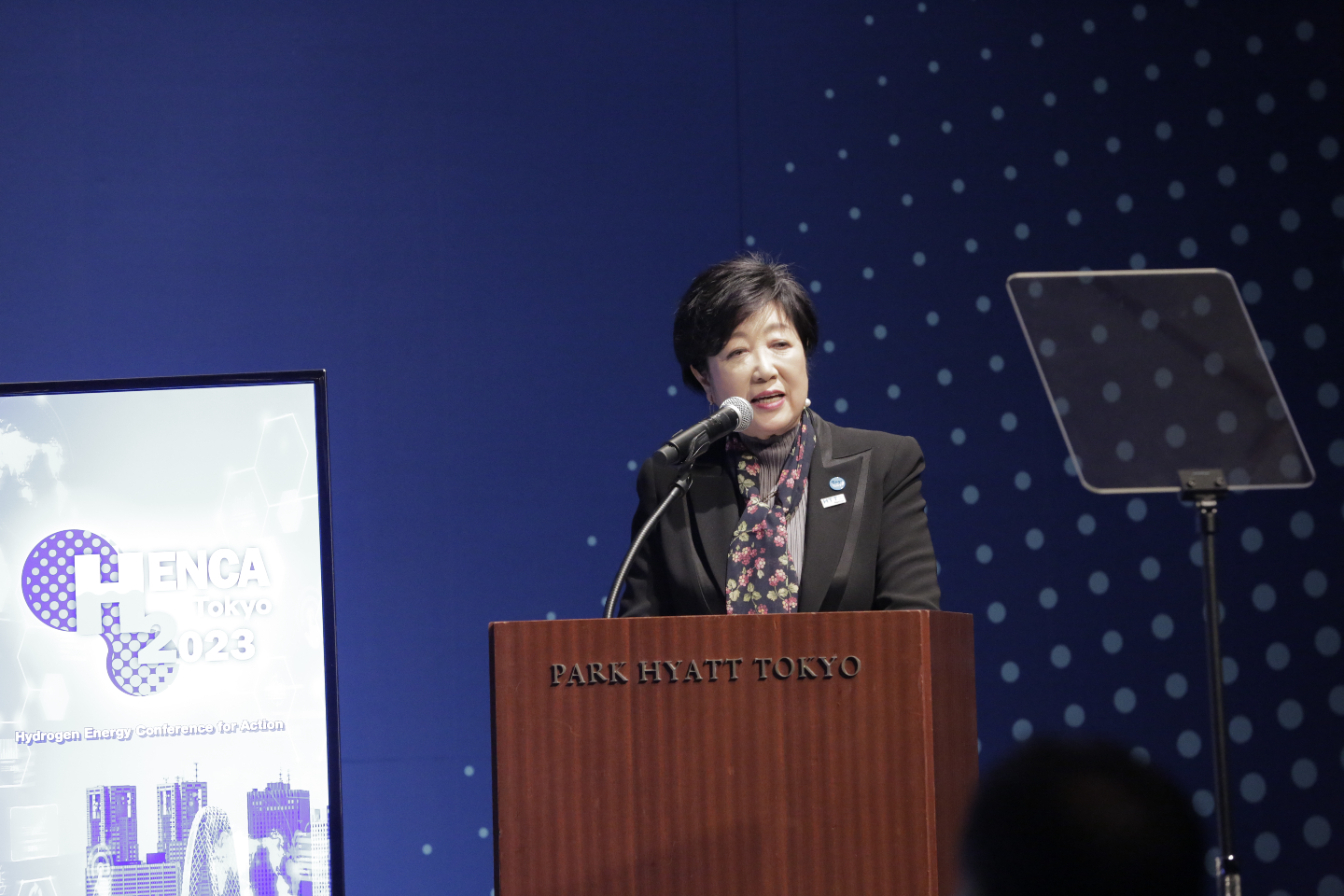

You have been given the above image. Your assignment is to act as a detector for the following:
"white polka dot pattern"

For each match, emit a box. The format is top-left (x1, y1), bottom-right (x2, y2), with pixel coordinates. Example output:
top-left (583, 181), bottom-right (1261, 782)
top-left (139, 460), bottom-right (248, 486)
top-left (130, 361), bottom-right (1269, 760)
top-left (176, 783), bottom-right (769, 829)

top-left (23, 529), bottom-right (119, 632)
top-left (21, 528), bottom-right (177, 695)
top-left (100, 603), bottom-right (179, 697)
top-left (728, 5), bottom-right (1342, 893)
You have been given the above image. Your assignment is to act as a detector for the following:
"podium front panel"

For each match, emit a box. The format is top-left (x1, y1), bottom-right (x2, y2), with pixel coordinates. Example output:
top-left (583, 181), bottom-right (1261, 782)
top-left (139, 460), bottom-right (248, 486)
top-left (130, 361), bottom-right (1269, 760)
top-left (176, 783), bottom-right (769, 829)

top-left (490, 610), bottom-right (976, 896)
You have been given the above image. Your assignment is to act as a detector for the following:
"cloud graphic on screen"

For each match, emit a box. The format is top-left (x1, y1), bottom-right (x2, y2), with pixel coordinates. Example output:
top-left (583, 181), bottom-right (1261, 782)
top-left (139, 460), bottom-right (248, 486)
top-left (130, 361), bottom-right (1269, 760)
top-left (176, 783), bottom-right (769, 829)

top-left (0, 425), bottom-right (63, 503)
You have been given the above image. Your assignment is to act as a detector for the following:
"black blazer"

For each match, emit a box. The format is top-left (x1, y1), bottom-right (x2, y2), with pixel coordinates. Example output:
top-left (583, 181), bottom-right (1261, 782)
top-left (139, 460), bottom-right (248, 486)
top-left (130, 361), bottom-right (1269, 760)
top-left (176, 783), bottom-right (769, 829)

top-left (619, 412), bottom-right (941, 616)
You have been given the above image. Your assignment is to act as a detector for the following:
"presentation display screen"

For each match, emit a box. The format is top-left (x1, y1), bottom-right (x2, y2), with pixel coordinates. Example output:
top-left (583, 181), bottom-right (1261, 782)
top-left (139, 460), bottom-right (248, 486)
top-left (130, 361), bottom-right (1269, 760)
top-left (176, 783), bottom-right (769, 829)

top-left (0, 373), bottom-right (341, 896)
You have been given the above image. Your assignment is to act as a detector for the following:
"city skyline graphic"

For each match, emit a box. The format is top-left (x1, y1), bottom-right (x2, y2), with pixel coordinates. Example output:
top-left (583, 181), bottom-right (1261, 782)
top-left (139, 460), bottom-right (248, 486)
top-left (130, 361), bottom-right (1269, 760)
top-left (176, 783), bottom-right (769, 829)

top-left (84, 771), bottom-right (328, 896)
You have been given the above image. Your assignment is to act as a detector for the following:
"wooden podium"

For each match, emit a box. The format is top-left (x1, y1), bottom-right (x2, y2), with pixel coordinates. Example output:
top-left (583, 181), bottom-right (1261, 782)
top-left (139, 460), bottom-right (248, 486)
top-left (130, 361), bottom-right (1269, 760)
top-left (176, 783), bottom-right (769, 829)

top-left (489, 610), bottom-right (977, 896)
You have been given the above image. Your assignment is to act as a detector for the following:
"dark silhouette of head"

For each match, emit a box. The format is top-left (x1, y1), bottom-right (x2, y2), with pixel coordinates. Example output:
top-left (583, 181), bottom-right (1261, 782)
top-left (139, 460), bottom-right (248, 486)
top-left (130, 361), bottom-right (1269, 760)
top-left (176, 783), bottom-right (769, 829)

top-left (961, 738), bottom-right (1205, 896)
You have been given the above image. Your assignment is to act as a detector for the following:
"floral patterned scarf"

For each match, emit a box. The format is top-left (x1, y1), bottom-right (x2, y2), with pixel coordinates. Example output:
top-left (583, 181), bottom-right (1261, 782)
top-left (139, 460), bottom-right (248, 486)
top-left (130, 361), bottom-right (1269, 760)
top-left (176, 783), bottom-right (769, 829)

top-left (723, 413), bottom-right (815, 614)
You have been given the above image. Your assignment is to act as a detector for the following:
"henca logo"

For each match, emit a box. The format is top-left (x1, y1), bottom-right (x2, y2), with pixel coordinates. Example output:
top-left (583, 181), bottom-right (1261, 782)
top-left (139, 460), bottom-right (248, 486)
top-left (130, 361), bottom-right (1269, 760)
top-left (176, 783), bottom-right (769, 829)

top-left (21, 529), bottom-right (270, 697)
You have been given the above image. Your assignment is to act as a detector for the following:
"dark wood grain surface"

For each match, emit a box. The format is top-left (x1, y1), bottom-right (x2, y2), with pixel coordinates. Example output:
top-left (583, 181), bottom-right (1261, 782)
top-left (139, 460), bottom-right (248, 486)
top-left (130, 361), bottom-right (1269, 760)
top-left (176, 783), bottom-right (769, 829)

top-left (490, 610), bottom-right (977, 896)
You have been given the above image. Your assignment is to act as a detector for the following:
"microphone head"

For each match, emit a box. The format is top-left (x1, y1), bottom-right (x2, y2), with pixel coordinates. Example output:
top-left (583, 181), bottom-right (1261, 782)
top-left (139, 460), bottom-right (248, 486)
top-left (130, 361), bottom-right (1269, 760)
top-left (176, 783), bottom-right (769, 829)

top-left (720, 396), bottom-right (754, 432)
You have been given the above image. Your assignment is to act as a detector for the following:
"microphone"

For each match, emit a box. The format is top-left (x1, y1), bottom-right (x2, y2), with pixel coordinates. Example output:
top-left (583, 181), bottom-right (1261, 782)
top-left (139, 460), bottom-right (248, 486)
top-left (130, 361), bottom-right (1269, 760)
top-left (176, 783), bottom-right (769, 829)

top-left (655, 396), bottom-right (754, 465)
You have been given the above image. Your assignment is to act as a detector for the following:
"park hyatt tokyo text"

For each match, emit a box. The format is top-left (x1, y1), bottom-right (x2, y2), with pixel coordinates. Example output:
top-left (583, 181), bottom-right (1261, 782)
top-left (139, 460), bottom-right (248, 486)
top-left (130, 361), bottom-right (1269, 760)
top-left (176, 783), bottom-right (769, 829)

top-left (550, 655), bottom-right (862, 686)
top-left (13, 719), bottom-right (286, 745)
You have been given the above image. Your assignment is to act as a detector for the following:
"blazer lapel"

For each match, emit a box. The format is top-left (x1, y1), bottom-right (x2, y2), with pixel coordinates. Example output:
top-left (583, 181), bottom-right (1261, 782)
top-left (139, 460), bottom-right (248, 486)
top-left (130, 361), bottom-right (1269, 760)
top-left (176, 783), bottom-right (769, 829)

top-left (799, 416), bottom-right (871, 613)
top-left (686, 448), bottom-right (737, 614)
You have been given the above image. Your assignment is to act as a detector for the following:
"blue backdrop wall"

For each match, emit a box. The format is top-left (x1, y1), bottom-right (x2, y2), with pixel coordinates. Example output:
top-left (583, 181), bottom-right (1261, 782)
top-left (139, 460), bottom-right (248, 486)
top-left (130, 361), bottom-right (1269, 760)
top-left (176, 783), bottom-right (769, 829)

top-left (0, 2), bottom-right (1340, 894)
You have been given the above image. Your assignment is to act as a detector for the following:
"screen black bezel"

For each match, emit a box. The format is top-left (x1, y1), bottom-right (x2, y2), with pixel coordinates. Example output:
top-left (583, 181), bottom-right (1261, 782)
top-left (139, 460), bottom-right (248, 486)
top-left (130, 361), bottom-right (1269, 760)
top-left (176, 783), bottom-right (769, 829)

top-left (0, 370), bottom-right (346, 896)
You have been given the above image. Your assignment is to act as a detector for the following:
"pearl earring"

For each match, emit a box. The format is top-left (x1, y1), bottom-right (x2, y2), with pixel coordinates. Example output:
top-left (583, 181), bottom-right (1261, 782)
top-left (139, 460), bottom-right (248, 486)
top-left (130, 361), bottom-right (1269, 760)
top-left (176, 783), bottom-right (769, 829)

top-left (804, 398), bottom-right (812, 407)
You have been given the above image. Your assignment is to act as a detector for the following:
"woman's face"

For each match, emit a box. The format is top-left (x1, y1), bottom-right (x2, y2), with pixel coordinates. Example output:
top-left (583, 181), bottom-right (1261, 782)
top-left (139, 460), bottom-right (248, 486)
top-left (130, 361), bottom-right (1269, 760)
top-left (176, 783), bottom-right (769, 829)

top-left (694, 302), bottom-right (809, 440)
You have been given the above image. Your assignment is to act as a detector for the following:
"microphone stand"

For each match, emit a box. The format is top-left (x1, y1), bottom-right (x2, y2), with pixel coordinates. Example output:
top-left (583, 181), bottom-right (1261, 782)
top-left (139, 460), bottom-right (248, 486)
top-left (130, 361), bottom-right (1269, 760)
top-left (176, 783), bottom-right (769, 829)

top-left (602, 462), bottom-right (697, 619)
top-left (604, 398), bottom-right (751, 618)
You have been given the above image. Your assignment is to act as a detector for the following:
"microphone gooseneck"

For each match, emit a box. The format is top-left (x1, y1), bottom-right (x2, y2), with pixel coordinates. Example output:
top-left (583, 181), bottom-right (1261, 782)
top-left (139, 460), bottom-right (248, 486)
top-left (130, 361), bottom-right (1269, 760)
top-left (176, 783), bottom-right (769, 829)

top-left (604, 466), bottom-right (693, 618)
top-left (610, 397), bottom-right (758, 617)
top-left (605, 397), bottom-right (754, 617)
top-left (654, 396), bottom-right (754, 466)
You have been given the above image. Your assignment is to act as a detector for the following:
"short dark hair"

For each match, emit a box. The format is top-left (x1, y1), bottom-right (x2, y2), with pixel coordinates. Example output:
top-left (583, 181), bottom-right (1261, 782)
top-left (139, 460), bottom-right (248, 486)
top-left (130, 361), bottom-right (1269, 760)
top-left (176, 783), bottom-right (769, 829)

top-left (672, 253), bottom-right (819, 394)
top-left (962, 738), bottom-right (1204, 896)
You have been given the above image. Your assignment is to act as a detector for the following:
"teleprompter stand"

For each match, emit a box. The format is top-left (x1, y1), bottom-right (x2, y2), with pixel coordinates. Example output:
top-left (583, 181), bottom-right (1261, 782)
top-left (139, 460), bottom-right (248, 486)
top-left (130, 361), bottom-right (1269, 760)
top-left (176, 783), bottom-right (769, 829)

top-left (1181, 467), bottom-right (1238, 892)
top-left (1007, 269), bottom-right (1316, 896)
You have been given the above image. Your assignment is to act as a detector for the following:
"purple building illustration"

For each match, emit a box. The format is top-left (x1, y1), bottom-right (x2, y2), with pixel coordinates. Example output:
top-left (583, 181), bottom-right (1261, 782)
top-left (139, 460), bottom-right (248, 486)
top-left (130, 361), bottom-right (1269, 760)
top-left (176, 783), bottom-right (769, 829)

top-left (87, 775), bottom-right (212, 896)
top-left (158, 779), bottom-right (208, 852)
top-left (246, 779), bottom-right (310, 844)
top-left (88, 862), bottom-right (181, 896)
top-left (86, 786), bottom-right (138, 865)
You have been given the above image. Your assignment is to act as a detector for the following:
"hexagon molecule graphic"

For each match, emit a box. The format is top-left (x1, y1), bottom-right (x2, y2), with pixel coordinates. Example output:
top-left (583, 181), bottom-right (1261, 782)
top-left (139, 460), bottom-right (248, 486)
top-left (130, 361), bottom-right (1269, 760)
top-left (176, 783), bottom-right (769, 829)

top-left (220, 470), bottom-right (267, 535)
top-left (254, 415), bottom-right (308, 506)
top-left (17, 878), bottom-right (57, 896)
top-left (38, 674), bottom-right (69, 721)
top-left (252, 655), bottom-right (299, 718)
top-left (0, 545), bottom-right (12, 615)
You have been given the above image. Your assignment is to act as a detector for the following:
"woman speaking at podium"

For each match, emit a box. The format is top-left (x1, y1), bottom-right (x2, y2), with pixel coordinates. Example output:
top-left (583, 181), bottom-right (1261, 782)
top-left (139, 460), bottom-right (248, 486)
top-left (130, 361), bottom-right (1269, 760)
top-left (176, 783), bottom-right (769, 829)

top-left (619, 254), bottom-right (941, 616)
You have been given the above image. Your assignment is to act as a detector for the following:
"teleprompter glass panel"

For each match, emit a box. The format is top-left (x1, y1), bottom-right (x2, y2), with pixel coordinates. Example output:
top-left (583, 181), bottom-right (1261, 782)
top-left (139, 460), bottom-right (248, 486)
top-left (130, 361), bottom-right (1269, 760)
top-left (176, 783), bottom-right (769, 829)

top-left (1005, 269), bottom-right (1314, 493)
